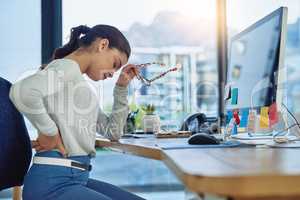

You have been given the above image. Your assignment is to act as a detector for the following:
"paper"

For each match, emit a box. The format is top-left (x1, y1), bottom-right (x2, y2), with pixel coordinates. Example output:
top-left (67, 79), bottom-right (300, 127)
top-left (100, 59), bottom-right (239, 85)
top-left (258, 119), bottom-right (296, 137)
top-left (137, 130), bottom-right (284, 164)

top-left (259, 106), bottom-right (269, 128)
top-left (231, 88), bottom-right (238, 105)
top-left (240, 108), bottom-right (249, 127)
top-left (269, 102), bottom-right (278, 127)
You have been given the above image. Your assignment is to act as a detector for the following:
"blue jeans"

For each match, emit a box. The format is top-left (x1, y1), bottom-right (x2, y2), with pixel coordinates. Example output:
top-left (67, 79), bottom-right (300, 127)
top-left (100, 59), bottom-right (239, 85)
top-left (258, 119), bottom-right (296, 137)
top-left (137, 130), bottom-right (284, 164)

top-left (22, 151), bottom-right (145, 200)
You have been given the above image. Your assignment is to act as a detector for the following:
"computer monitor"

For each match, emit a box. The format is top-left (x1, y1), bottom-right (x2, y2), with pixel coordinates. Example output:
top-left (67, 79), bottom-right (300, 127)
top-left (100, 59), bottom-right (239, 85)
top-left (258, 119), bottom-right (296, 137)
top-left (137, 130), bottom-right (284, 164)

top-left (225, 7), bottom-right (288, 116)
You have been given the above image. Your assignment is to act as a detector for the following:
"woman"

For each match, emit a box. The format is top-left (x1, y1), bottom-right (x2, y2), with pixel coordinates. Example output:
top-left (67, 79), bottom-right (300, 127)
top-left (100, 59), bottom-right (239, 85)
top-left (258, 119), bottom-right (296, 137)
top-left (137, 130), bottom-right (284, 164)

top-left (9, 24), bottom-right (145, 200)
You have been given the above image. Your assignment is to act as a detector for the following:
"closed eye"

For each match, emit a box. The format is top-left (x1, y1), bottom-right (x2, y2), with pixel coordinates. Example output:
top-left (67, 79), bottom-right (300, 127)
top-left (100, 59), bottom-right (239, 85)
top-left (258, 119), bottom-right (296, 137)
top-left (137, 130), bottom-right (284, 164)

top-left (118, 58), bottom-right (122, 69)
top-left (113, 58), bottom-right (122, 70)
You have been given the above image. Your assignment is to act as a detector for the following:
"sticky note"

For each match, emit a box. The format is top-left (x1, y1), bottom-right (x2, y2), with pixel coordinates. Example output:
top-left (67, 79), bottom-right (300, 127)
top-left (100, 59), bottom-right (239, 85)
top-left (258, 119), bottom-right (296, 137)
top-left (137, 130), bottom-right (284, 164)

top-left (259, 106), bottom-right (269, 128)
top-left (226, 111), bottom-right (233, 124)
top-left (231, 88), bottom-right (238, 105)
top-left (269, 102), bottom-right (278, 127)
top-left (240, 108), bottom-right (249, 127)
top-left (233, 110), bottom-right (240, 125)
top-left (247, 110), bottom-right (257, 132)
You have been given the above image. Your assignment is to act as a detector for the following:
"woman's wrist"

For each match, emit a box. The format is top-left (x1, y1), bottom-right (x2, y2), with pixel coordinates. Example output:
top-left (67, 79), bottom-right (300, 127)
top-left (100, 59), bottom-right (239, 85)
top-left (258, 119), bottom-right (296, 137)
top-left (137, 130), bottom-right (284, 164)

top-left (116, 64), bottom-right (139, 87)
top-left (116, 80), bottom-right (128, 87)
top-left (116, 75), bottom-right (130, 87)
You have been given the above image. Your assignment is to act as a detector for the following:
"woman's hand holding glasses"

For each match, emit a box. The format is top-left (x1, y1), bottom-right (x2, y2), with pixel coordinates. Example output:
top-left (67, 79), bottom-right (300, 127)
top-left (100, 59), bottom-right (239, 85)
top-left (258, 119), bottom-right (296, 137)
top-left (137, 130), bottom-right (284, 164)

top-left (116, 64), bottom-right (140, 87)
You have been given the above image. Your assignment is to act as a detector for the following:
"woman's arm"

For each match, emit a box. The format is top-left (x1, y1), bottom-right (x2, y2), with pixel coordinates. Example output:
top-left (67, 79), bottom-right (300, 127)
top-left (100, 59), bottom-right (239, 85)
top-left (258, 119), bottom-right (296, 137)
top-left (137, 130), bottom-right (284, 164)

top-left (9, 61), bottom-right (79, 154)
top-left (9, 69), bottom-right (60, 136)
top-left (96, 85), bottom-right (129, 141)
top-left (96, 64), bottom-right (138, 141)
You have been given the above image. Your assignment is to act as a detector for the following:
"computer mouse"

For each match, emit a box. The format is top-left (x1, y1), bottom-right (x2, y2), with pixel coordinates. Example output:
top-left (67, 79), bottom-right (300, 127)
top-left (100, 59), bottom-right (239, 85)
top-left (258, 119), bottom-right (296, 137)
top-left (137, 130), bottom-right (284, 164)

top-left (188, 132), bottom-right (220, 145)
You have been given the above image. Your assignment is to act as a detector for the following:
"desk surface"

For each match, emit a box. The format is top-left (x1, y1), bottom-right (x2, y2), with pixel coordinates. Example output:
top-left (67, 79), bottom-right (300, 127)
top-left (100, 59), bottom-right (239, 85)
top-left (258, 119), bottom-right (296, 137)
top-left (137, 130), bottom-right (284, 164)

top-left (96, 136), bottom-right (300, 200)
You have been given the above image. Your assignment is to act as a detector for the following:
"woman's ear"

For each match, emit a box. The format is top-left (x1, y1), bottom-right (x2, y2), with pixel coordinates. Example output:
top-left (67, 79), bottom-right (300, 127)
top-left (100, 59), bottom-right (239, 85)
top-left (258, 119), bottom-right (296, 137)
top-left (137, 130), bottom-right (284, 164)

top-left (97, 38), bottom-right (109, 52)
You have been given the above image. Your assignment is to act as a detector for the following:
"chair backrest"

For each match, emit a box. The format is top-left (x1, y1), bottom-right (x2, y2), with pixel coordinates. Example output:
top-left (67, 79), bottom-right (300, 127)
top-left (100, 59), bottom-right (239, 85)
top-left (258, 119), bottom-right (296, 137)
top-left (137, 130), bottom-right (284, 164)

top-left (0, 77), bottom-right (32, 191)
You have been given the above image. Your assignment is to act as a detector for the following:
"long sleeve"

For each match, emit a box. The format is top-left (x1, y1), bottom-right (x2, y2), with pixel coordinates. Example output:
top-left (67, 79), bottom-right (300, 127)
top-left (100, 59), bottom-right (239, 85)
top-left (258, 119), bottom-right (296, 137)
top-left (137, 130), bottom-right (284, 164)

top-left (9, 60), bottom-right (82, 136)
top-left (96, 85), bottom-right (129, 141)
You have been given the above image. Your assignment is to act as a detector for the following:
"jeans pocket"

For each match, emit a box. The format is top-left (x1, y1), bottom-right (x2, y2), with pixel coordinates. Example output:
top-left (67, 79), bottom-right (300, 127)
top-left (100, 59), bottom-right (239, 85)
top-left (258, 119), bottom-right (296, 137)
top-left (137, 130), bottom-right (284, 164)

top-left (71, 167), bottom-right (89, 184)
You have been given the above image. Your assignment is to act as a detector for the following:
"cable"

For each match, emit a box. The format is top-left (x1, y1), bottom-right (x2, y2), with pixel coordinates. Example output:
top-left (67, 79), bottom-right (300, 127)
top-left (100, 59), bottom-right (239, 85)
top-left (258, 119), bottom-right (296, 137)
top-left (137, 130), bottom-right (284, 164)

top-left (272, 103), bottom-right (300, 143)
top-left (281, 102), bottom-right (300, 127)
top-left (273, 123), bottom-right (298, 137)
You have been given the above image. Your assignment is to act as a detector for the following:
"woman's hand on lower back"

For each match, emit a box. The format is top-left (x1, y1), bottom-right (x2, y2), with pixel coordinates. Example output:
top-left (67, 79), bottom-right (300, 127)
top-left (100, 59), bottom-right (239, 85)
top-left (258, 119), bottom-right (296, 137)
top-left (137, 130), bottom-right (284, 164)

top-left (32, 132), bottom-right (67, 157)
top-left (116, 64), bottom-right (139, 87)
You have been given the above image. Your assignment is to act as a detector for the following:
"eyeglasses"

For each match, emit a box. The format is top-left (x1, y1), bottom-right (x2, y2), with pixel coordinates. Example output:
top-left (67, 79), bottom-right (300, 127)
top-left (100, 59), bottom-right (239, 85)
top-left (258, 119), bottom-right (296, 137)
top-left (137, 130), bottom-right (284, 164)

top-left (135, 62), bottom-right (181, 86)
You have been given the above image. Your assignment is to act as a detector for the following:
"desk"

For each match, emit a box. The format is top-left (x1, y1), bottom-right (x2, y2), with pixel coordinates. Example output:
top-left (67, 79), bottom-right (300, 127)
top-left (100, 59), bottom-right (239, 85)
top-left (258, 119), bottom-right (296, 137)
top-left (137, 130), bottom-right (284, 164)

top-left (96, 136), bottom-right (300, 200)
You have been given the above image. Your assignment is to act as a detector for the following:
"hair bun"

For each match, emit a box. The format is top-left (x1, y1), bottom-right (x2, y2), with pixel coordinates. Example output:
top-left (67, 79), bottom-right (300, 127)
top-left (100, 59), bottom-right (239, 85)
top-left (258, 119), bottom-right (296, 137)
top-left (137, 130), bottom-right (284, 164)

top-left (72, 25), bottom-right (91, 35)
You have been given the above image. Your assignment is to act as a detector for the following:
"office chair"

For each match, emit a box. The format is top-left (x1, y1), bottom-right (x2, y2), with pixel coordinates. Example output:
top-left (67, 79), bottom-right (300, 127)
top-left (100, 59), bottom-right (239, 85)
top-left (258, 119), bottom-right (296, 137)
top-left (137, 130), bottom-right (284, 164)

top-left (0, 77), bottom-right (32, 199)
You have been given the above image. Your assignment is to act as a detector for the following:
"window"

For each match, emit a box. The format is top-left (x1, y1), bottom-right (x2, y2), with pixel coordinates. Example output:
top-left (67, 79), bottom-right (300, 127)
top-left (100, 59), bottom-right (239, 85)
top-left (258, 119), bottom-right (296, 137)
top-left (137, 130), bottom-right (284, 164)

top-left (0, 0), bottom-right (41, 82)
top-left (63, 0), bottom-right (218, 131)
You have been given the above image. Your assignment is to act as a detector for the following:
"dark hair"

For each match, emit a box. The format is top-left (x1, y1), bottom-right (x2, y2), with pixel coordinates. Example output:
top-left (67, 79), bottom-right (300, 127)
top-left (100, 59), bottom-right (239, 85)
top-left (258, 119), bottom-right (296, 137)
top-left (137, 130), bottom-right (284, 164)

top-left (53, 24), bottom-right (131, 60)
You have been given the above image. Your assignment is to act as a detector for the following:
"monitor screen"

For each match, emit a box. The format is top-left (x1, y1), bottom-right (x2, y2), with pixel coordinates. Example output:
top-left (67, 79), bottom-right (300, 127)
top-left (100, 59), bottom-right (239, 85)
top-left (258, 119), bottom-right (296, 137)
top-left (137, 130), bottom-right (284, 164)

top-left (226, 7), bottom-right (286, 112)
